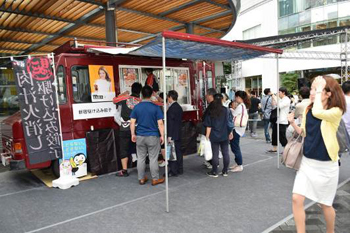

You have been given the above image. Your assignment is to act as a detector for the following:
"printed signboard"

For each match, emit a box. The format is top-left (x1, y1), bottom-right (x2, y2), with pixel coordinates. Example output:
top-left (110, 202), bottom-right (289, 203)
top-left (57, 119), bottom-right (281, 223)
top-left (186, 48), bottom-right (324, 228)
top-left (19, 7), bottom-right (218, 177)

top-left (12, 57), bottom-right (62, 164)
top-left (62, 139), bottom-right (87, 178)
top-left (72, 102), bottom-right (116, 120)
top-left (88, 65), bottom-right (115, 102)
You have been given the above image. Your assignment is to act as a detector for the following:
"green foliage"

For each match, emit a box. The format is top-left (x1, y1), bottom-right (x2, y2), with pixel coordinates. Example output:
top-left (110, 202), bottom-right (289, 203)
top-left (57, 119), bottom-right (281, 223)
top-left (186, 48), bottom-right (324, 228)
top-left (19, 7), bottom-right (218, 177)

top-left (223, 62), bottom-right (231, 75)
top-left (281, 72), bottom-right (299, 94)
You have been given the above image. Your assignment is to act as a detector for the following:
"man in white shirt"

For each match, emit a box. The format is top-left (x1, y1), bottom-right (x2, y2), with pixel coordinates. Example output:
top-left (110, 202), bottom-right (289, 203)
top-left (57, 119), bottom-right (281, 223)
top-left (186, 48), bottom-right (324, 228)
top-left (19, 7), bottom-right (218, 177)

top-left (294, 86), bottom-right (311, 119)
top-left (268, 87), bottom-right (290, 153)
top-left (342, 81), bottom-right (350, 136)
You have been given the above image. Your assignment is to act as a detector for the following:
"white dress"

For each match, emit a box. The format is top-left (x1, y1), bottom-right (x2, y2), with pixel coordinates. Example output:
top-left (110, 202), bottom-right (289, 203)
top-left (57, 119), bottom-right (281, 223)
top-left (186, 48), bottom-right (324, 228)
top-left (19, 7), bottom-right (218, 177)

top-left (94, 79), bottom-right (111, 93)
top-left (293, 156), bottom-right (339, 206)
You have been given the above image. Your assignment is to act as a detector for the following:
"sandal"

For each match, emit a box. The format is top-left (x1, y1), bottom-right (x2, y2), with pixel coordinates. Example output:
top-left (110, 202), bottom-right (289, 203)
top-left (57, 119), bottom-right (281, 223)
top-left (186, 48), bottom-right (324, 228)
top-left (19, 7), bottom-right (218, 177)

top-left (266, 149), bottom-right (277, 153)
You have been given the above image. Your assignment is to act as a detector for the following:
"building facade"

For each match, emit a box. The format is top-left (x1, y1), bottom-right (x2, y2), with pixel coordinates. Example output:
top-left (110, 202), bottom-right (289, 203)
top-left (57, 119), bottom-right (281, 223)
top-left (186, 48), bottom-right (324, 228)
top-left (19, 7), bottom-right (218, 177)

top-left (222, 0), bottom-right (350, 94)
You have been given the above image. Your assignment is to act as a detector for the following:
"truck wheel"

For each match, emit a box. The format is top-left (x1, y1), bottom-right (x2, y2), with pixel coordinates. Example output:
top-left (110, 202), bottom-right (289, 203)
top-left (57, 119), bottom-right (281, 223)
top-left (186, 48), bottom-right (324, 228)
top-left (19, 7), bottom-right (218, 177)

top-left (51, 159), bottom-right (60, 178)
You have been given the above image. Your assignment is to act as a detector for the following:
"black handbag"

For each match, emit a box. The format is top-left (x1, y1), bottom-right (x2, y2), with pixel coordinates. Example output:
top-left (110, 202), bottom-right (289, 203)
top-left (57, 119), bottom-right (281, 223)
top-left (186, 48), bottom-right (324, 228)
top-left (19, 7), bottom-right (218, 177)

top-left (269, 108), bottom-right (277, 124)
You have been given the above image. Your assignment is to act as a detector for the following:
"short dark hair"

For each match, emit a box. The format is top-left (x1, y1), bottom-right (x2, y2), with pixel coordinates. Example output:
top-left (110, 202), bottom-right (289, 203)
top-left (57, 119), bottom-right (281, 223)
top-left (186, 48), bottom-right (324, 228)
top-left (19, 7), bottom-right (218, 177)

top-left (145, 68), bottom-right (153, 74)
top-left (299, 86), bottom-right (310, 99)
top-left (206, 88), bottom-right (217, 96)
top-left (167, 90), bottom-right (178, 101)
top-left (279, 87), bottom-right (288, 95)
top-left (264, 88), bottom-right (271, 95)
top-left (131, 82), bottom-right (142, 95)
top-left (159, 92), bottom-right (164, 100)
top-left (141, 85), bottom-right (153, 98)
top-left (342, 81), bottom-right (350, 95)
top-left (250, 90), bottom-right (256, 96)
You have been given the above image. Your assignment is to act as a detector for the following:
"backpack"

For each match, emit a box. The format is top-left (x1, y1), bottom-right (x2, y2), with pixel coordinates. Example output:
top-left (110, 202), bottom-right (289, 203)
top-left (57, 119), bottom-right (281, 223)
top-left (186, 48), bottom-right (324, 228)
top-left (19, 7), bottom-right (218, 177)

top-left (152, 77), bottom-right (159, 92)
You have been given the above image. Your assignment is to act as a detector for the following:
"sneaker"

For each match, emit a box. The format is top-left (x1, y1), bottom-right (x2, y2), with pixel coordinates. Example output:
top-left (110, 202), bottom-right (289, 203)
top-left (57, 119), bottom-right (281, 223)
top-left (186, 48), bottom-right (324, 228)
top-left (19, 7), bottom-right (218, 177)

top-left (158, 160), bottom-right (167, 167)
top-left (116, 169), bottom-right (129, 177)
top-left (230, 165), bottom-right (243, 173)
top-left (221, 171), bottom-right (228, 177)
top-left (203, 161), bottom-right (212, 169)
top-left (229, 164), bottom-right (238, 170)
top-left (206, 171), bottom-right (218, 178)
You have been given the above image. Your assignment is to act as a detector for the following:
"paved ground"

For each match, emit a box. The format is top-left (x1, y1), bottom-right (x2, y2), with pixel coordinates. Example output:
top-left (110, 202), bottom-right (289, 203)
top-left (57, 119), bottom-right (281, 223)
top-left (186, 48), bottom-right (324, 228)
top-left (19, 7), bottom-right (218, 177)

top-left (269, 180), bottom-right (350, 233)
top-left (0, 128), bottom-right (349, 233)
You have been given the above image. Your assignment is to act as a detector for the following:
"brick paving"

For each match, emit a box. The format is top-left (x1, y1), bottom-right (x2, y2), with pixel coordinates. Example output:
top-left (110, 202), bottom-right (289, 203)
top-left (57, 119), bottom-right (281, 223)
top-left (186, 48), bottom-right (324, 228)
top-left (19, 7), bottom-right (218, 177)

top-left (270, 180), bottom-right (350, 233)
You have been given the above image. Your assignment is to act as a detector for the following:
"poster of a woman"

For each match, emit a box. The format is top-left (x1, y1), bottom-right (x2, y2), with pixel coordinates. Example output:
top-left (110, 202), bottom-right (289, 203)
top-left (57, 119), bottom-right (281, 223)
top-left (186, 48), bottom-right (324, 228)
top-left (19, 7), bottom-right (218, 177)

top-left (89, 65), bottom-right (115, 102)
top-left (122, 68), bottom-right (138, 93)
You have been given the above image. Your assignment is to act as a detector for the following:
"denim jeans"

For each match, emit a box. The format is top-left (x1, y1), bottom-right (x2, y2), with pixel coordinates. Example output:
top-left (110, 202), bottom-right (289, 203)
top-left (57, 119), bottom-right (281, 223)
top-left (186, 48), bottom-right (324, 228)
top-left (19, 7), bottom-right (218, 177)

top-left (263, 119), bottom-right (271, 142)
top-left (211, 140), bottom-right (230, 174)
top-left (249, 112), bottom-right (259, 134)
top-left (229, 131), bottom-right (242, 165)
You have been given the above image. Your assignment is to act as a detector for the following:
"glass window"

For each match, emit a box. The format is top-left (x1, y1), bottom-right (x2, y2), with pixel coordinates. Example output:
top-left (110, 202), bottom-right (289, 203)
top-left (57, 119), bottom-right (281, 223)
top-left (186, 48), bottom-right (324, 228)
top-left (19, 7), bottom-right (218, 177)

top-left (71, 66), bottom-right (91, 103)
top-left (299, 11), bottom-right (311, 25)
top-left (120, 67), bottom-right (140, 93)
top-left (243, 25), bottom-right (261, 40)
top-left (339, 18), bottom-right (350, 27)
top-left (173, 69), bottom-right (190, 104)
top-left (0, 68), bottom-right (19, 116)
top-left (279, 0), bottom-right (294, 17)
top-left (56, 66), bottom-right (67, 104)
top-left (279, 17), bottom-right (289, 31)
top-left (207, 71), bottom-right (213, 89)
top-left (288, 14), bottom-right (299, 28)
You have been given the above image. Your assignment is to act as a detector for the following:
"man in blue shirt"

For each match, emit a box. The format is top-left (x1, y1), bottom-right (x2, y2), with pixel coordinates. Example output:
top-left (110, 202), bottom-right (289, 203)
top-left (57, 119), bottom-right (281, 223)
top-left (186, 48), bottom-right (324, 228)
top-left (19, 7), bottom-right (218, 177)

top-left (130, 85), bottom-right (165, 186)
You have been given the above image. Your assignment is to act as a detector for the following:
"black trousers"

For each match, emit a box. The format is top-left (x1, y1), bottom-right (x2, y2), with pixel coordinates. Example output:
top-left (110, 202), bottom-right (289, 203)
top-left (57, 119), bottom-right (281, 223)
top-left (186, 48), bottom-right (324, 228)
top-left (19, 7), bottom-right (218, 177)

top-left (169, 140), bottom-right (183, 175)
top-left (272, 123), bottom-right (288, 147)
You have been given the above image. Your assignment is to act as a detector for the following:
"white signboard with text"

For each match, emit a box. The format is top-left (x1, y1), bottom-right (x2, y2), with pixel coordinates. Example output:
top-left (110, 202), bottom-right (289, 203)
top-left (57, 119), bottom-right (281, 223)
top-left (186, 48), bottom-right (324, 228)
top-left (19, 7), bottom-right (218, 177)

top-left (72, 102), bottom-right (116, 120)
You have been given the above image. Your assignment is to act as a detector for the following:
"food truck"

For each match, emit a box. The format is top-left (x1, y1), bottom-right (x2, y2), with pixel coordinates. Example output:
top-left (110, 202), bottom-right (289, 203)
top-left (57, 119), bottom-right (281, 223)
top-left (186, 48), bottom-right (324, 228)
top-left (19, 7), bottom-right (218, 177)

top-left (1, 40), bottom-right (215, 176)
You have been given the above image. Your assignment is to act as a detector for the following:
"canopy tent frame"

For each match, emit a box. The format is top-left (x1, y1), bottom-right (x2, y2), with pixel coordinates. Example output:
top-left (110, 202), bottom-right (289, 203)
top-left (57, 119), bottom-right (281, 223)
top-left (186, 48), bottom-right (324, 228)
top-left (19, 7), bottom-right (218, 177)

top-left (129, 30), bottom-right (284, 212)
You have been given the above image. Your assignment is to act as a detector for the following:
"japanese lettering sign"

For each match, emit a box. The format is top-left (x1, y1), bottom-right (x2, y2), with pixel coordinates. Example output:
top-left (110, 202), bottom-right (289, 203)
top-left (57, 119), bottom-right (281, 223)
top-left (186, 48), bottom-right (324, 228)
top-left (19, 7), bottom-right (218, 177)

top-left (72, 102), bottom-right (116, 120)
top-left (12, 57), bottom-right (62, 164)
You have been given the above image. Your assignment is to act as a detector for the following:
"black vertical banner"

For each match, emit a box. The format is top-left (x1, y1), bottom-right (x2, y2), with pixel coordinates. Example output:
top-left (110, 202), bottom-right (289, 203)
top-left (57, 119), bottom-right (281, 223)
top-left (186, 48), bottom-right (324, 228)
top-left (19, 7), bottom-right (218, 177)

top-left (12, 57), bottom-right (62, 164)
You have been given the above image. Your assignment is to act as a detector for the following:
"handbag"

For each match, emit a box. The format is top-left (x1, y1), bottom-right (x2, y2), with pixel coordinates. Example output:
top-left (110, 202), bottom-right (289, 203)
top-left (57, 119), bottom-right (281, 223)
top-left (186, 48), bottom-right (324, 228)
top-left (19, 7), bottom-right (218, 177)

top-left (281, 132), bottom-right (304, 171)
top-left (269, 108), bottom-right (277, 124)
top-left (337, 119), bottom-right (350, 156)
top-left (204, 138), bottom-right (212, 161)
top-left (166, 141), bottom-right (177, 161)
top-left (234, 105), bottom-right (248, 127)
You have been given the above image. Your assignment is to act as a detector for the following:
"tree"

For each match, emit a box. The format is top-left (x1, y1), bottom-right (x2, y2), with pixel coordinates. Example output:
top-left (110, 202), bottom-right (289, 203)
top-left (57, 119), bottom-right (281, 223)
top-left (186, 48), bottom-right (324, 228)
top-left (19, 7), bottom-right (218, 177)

top-left (281, 72), bottom-right (299, 94)
top-left (223, 62), bottom-right (231, 75)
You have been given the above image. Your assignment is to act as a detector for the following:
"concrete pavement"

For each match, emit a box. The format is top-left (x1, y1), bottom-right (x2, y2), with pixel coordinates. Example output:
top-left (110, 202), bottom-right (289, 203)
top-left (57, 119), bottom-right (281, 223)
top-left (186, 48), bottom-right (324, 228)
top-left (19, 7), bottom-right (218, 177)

top-left (0, 129), bottom-right (349, 233)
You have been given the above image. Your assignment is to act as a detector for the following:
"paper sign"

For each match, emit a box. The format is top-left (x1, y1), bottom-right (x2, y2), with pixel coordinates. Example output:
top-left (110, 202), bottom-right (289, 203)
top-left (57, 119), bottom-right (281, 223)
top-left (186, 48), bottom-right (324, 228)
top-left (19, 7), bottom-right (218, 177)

top-left (72, 102), bottom-right (116, 120)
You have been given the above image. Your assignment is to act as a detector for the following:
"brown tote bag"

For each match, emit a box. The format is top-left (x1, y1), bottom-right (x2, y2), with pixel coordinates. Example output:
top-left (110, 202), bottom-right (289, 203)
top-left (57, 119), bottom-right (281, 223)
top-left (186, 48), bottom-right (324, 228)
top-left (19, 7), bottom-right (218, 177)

top-left (281, 133), bottom-right (304, 171)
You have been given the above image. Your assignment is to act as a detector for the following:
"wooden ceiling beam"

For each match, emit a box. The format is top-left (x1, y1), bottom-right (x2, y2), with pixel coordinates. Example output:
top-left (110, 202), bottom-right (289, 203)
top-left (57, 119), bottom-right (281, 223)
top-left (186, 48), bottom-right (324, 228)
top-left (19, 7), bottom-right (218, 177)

top-left (159, 0), bottom-right (203, 17)
top-left (118, 7), bottom-right (225, 33)
top-left (74, 0), bottom-right (104, 7)
top-left (0, 39), bottom-right (61, 46)
top-left (203, 0), bottom-right (231, 10)
top-left (21, 7), bottom-right (105, 54)
top-left (0, 47), bottom-right (47, 53)
top-left (0, 5), bottom-right (152, 36)
top-left (0, 26), bottom-right (104, 41)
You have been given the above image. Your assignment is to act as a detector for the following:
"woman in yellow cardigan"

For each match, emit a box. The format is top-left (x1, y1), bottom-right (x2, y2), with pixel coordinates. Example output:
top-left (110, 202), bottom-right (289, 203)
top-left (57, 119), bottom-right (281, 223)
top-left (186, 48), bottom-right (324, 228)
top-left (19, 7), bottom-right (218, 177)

top-left (288, 76), bottom-right (346, 233)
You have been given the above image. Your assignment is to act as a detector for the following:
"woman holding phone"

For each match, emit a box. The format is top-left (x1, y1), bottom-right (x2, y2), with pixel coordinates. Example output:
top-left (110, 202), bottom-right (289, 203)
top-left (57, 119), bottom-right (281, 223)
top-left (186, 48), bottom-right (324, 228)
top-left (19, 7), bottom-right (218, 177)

top-left (288, 76), bottom-right (346, 233)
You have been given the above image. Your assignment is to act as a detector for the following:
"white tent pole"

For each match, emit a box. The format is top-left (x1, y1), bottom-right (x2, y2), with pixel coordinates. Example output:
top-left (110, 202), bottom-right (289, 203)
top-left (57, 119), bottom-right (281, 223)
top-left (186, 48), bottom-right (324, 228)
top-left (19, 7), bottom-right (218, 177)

top-left (276, 54), bottom-right (280, 169)
top-left (162, 36), bottom-right (169, 213)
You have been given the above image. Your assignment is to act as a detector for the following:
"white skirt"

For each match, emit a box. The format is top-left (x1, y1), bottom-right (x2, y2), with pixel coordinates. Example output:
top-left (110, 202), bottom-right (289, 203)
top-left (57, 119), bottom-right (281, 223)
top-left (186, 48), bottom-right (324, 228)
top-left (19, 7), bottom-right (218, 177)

top-left (293, 156), bottom-right (339, 206)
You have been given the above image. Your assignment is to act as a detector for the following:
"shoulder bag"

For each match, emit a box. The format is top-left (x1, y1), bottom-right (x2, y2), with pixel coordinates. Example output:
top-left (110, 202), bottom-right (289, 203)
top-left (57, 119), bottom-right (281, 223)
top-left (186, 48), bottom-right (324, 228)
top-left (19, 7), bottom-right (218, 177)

top-left (281, 132), bottom-right (304, 170)
top-left (234, 104), bottom-right (248, 127)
